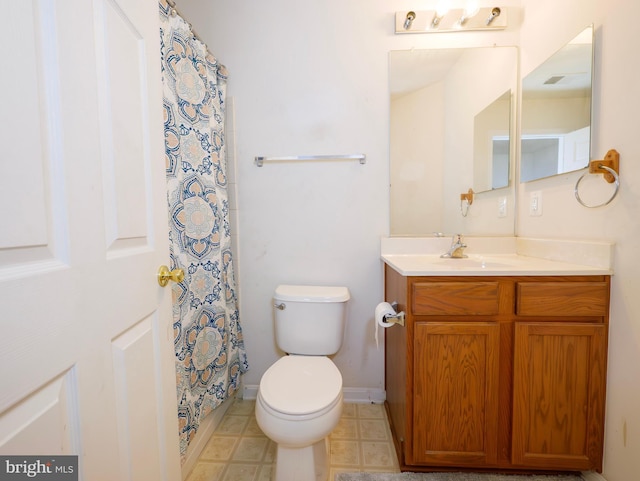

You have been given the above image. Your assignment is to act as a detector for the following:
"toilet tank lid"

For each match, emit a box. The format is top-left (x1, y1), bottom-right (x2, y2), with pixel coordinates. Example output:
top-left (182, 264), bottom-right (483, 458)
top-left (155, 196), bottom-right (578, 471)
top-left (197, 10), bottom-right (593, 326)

top-left (275, 285), bottom-right (350, 302)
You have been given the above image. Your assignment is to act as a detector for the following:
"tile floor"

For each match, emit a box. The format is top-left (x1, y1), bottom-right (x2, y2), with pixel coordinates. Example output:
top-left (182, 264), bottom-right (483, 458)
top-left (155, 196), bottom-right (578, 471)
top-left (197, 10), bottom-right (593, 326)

top-left (185, 399), bottom-right (401, 481)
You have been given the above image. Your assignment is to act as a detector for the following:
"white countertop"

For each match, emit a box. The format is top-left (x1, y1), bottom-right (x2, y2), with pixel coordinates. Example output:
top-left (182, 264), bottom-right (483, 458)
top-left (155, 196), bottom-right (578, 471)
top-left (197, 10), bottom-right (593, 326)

top-left (381, 236), bottom-right (614, 277)
top-left (382, 253), bottom-right (612, 277)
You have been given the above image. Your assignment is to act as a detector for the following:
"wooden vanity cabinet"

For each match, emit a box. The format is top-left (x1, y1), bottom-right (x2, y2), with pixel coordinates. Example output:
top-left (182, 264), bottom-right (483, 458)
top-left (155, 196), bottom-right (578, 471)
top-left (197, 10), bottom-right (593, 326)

top-left (384, 264), bottom-right (610, 473)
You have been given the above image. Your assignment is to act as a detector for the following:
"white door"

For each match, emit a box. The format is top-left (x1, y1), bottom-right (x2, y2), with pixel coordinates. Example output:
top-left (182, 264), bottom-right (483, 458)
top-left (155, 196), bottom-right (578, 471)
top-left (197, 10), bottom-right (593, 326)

top-left (0, 1), bottom-right (181, 480)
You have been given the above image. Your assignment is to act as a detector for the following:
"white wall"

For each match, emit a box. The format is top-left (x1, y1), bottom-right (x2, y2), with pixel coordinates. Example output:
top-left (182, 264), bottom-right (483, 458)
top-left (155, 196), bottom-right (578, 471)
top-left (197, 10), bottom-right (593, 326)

top-left (178, 0), bottom-right (640, 478)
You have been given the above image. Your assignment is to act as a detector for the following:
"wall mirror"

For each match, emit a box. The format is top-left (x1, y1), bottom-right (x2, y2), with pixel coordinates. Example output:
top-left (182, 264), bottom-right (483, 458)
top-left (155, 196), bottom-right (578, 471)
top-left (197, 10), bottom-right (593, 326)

top-left (389, 46), bottom-right (517, 236)
top-left (520, 26), bottom-right (594, 183)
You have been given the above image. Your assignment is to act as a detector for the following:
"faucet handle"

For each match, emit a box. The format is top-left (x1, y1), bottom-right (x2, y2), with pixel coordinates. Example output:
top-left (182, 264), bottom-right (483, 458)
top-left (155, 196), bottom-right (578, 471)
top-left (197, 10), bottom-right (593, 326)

top-left (452, 234), bottom-right (467, 250)
top-left (441, 234), bottom-right (468, 258)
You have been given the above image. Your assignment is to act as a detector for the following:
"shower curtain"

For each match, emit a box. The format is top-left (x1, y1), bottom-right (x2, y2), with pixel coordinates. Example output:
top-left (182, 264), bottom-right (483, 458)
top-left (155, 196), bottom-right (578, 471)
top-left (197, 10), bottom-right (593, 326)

top-left (159, 0), bottom-right (249, 459)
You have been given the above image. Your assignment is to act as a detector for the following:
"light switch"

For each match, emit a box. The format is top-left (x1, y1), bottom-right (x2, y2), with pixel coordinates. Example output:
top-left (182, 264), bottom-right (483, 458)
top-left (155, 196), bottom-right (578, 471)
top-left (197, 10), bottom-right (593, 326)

top-left (529, 191), bottom-right (542, 216)
top-left (498, 197), bottom-right (507, 218)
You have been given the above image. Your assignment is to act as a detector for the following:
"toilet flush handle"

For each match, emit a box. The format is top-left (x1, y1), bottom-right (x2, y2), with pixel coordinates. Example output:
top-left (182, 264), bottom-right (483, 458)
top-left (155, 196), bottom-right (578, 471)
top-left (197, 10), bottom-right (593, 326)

top-left (274, 303), bottom-right (286, 310)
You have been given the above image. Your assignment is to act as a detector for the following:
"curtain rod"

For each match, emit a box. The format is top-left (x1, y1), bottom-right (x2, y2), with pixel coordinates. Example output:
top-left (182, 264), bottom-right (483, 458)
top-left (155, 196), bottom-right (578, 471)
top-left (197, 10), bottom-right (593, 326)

top-left (165, 0), bottom-right (207, 47)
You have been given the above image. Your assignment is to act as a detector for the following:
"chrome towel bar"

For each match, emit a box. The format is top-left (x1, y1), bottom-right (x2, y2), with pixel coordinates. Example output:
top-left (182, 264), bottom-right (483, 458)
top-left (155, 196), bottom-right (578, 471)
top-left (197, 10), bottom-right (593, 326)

top-left (254, 154), bottom-right (366, 167)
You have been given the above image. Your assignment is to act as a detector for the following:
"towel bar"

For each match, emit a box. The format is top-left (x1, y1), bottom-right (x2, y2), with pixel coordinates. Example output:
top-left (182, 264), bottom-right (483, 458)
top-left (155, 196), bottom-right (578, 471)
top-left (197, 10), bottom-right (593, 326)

top-left (254, 154), bottom-right (366, 167)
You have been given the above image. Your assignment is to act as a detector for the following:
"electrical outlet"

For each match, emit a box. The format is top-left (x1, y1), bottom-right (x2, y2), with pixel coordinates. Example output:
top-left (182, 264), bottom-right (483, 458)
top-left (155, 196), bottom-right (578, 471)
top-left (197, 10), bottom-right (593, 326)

top-left (498, 197), bottom-right (507, 218)
top-left (529, 191), bottom-right (542, 216)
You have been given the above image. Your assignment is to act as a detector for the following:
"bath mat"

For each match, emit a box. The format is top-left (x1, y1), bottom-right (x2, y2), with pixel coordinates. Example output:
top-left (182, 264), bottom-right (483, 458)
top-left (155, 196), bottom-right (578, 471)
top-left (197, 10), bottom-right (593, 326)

top-left (335, 473), bottom-right (583, 481)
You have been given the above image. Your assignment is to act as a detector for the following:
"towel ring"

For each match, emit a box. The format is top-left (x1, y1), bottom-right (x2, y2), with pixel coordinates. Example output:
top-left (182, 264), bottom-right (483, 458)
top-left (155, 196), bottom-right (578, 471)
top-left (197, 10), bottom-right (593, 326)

top-left (574, 164), bottom-right (620, 208)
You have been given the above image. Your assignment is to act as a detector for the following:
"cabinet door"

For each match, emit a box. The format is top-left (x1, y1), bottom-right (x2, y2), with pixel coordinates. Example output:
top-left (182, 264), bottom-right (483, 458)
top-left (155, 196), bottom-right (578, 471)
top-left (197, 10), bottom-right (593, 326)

top-left (513, 322), bottom-right (607, 471)
top-left (413, 322), bottom-right (500, 466)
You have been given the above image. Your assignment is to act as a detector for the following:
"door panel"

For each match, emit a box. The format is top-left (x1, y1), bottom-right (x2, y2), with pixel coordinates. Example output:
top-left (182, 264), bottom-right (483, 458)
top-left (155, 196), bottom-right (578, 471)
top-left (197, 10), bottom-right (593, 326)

top-left (95, 0), bottom-right (150, 251)
top-left (112, 317), bottom-right (163, 481)
top-left (0, 371), bottom-right (79, 455)
top-left (0, 1), bottom-right (54, 259)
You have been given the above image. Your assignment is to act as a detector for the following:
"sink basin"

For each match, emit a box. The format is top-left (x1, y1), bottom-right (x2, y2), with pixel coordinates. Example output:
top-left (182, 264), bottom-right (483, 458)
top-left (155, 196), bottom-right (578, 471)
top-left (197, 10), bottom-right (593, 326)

top-left (381, 254), bottom-right (517, 273)
top-left (435, 257), bottom-right (510, 269)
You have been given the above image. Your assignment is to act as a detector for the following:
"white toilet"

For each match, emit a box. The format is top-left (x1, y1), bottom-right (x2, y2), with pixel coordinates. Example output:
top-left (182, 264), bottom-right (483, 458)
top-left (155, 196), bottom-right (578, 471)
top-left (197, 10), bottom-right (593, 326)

top-left (255, 284), bottom-right (350, 481)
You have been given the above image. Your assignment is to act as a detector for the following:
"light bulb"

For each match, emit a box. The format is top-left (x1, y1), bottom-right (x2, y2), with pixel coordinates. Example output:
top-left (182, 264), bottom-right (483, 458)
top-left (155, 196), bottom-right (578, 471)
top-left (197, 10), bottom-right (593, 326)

top-left (464, 0), bottom-right (480, 17)
top-left (459, 0), bottom-right (480, 25)
top-left (435, 0), bottom-right (451, 17)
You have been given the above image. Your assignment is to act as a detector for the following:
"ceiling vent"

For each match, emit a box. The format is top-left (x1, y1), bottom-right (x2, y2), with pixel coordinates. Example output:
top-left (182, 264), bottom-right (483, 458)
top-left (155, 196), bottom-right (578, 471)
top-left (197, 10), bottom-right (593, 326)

top-left (544, 75), bottom-right (565, 85)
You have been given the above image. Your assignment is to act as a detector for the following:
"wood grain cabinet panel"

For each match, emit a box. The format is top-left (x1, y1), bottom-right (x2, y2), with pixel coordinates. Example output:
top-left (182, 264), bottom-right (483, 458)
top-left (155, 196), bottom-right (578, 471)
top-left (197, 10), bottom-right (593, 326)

top-left (413, 322), bottom-right (499, 466)
top-left (516, 282), bottom-right (609, 317)
top-left (512, 322), bottom-right (607, 470)
top-left (413, 282), bottom-right (499, 316)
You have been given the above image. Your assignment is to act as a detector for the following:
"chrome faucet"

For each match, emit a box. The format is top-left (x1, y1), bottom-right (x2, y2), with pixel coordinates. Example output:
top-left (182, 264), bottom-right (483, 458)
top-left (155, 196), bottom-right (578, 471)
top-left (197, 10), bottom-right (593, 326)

top-left (440, 234), bottom-right (468, 258)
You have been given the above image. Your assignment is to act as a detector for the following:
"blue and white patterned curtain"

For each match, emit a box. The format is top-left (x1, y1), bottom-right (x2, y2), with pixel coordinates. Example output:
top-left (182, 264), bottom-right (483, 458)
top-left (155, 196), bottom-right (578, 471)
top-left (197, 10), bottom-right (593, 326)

top-left (159, 0), bottom-right (249, 459)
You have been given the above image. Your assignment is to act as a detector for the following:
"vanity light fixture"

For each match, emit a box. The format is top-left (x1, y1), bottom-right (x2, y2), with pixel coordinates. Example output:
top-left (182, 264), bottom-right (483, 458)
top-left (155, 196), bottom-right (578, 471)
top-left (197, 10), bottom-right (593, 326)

top-left (395, 6), bottom-right (507, 33)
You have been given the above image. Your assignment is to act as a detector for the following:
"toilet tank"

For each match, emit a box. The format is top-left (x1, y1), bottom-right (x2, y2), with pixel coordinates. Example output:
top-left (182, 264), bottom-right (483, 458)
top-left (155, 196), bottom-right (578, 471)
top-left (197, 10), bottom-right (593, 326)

top-left (273, 285), bottom-right (350, 355)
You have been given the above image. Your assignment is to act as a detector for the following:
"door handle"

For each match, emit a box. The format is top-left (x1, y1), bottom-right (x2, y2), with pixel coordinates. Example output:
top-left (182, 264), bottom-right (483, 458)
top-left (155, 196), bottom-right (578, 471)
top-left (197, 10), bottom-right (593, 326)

top-left (157, 265), bottom-right (185, 287)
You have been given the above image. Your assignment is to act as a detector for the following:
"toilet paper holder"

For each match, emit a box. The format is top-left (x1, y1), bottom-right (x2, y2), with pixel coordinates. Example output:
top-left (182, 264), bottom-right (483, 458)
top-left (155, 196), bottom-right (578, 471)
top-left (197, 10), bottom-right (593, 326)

top-left (385, 302), bottom-right (405, 327)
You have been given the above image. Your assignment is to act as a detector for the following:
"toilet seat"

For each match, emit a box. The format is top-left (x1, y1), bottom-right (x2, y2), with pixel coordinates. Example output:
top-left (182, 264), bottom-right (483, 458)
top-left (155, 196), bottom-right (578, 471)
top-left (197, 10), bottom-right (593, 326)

top-left (259, 355), bottom-right (342, 416)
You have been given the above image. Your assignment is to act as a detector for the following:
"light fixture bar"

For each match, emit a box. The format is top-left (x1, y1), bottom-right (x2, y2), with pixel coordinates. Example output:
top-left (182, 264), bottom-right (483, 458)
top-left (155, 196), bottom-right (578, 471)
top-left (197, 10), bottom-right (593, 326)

top-left (395, 6), bottom-right (507, 34)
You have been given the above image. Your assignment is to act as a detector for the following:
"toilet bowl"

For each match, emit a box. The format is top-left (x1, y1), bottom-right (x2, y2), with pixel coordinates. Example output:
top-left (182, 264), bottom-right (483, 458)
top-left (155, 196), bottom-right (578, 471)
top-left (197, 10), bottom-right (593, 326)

top-left (255, 355), bottom-right (343, 481)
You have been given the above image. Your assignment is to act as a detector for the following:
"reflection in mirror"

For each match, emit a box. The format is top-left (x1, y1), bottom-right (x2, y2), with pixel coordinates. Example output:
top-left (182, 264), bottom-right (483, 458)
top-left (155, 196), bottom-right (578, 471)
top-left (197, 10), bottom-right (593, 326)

top-left (389, 47), bottom-right (517, 236)
top-left (473, 90), bottom-right (511, 191)
top-left (520, 26), bottom-right (593, 183)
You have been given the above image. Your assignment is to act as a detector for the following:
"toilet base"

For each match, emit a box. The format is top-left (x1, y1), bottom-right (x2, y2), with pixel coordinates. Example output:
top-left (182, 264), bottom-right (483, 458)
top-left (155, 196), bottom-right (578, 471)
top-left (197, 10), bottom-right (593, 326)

top-left (274, 437), bottom-right (329, 481)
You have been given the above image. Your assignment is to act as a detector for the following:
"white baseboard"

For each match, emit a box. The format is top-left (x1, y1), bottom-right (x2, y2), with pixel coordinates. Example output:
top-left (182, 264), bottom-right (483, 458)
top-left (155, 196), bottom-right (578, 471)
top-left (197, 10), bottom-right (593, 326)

top-left (180, 397), bottom-right (234, 480)
top-left (342, 387), bottom-right (386, 404)
top-left (242, 384), bottom-right (257, 399)
top-left (242, 385), bottom-right (386, 404)
top-left (581, 472), bottom-right (607, 481)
